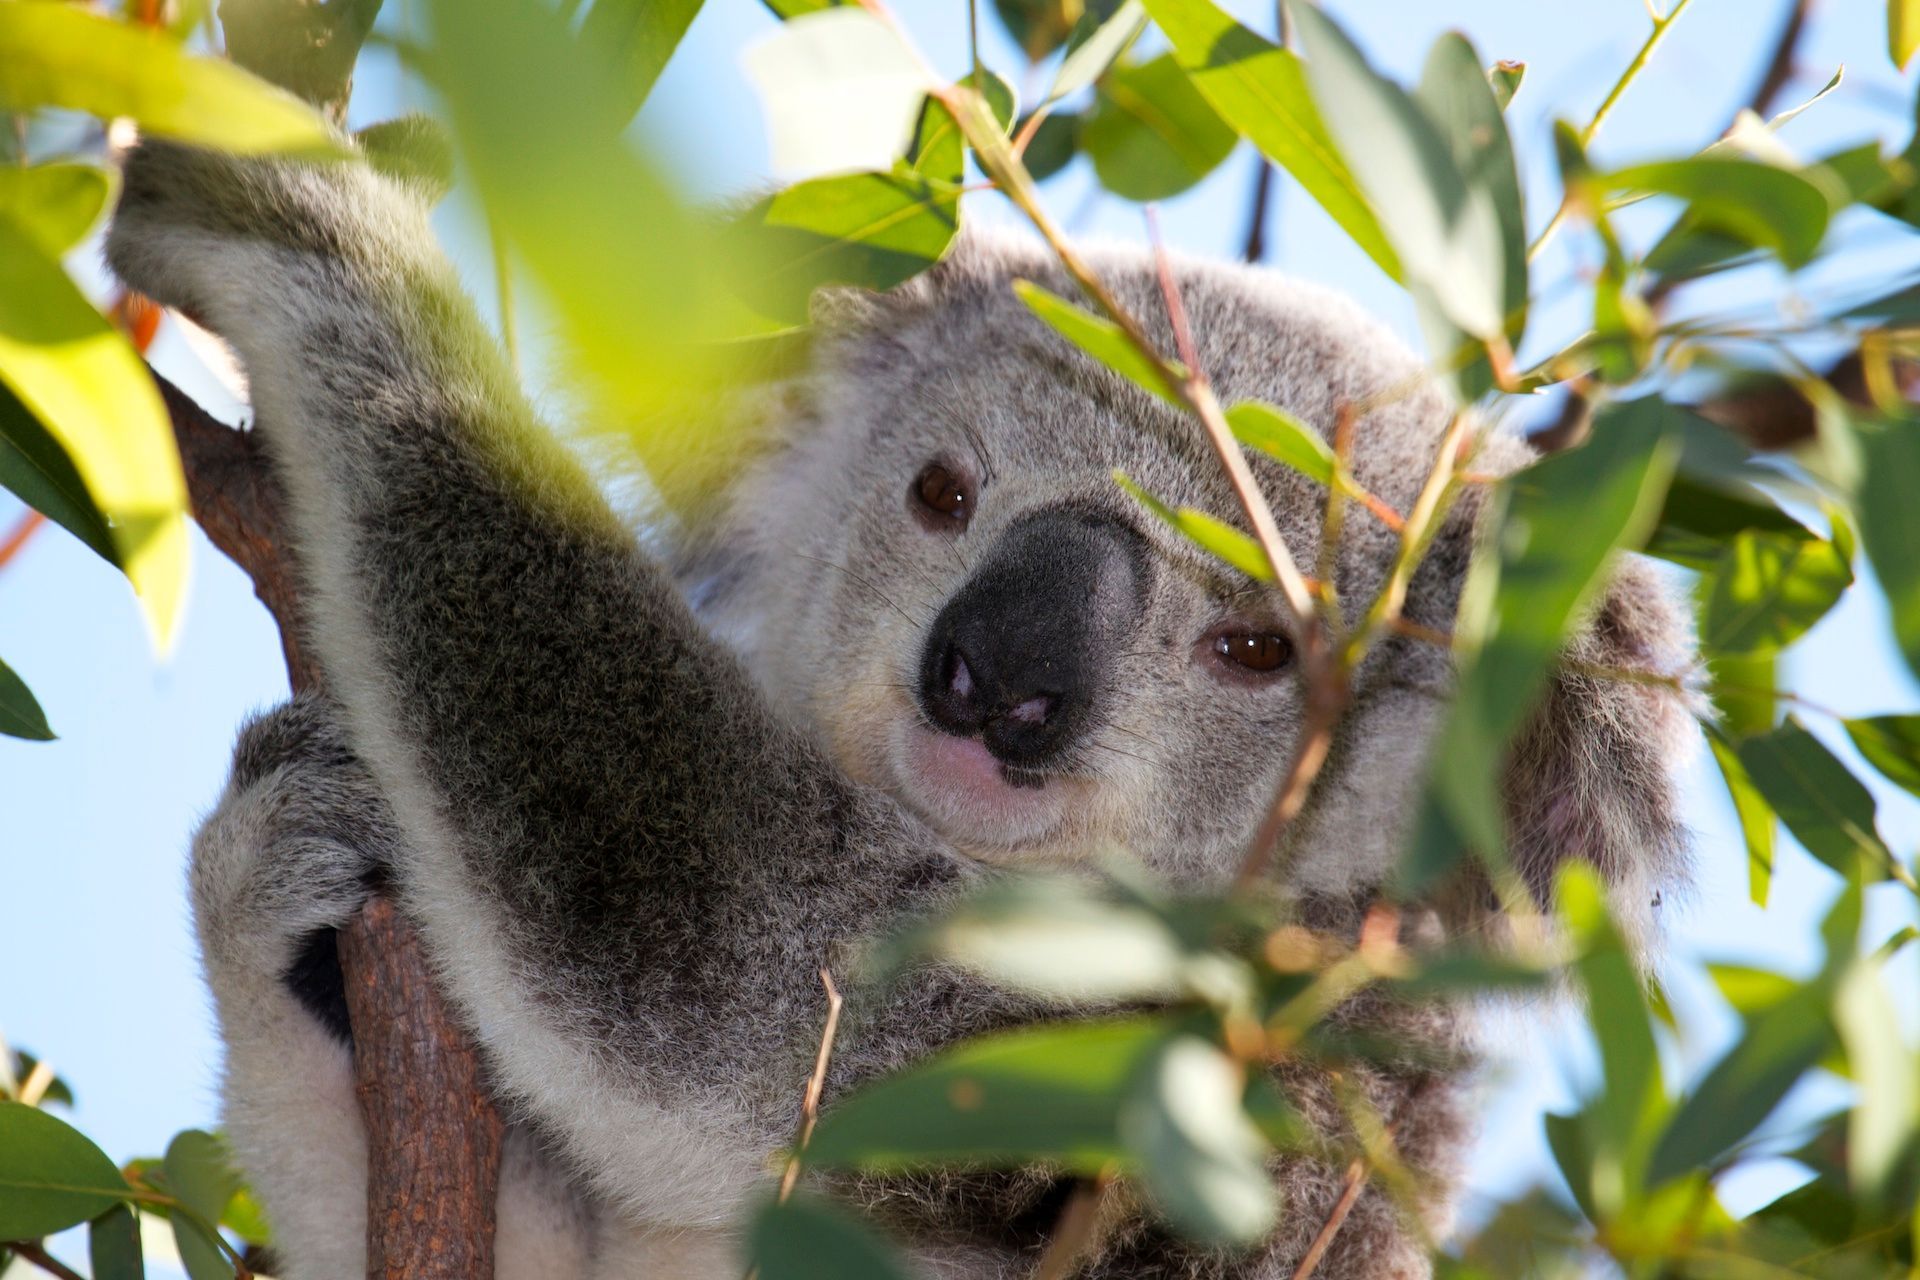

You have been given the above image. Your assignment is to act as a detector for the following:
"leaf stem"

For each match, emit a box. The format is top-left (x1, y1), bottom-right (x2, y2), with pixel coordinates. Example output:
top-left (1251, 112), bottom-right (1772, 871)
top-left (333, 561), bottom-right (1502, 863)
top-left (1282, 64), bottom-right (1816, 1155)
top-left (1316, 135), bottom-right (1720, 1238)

top-left (5, 1242), bottom-right (84, 1280)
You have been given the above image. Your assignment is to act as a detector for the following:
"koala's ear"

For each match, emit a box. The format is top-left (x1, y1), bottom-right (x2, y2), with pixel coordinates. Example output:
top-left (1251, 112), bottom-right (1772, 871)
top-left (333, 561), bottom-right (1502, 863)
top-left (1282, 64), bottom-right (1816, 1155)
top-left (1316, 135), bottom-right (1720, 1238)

top-left (1501, 556), bottom-right (1696, 946)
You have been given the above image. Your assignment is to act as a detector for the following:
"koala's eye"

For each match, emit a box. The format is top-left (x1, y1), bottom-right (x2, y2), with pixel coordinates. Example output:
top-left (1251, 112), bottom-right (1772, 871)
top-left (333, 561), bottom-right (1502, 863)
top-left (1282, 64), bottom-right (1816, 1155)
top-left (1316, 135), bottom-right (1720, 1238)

top-left (1211, 630), bottom-right (1293, 676)
top-left (911, 461), bottom-right (972, 529)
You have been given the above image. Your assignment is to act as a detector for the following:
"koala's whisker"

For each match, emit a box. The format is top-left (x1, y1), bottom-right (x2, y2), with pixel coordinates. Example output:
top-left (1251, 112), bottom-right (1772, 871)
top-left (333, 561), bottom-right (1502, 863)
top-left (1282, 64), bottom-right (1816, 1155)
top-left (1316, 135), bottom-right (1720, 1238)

top-left (791, 552), bottom-right (932, 627)
top-left (1085, 740), bottom-right (1156, 769)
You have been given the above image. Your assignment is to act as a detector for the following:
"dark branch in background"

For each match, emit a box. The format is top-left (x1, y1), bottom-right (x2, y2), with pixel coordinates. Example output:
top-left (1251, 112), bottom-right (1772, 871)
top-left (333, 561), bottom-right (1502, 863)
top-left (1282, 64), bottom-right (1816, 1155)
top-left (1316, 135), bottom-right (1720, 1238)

top-left (147, 4), bottom-right (508, 1276)
top-left (1744, 0), bottom-right (1814, 121)
top-left (1239, 2), bottom-right (1287, 264)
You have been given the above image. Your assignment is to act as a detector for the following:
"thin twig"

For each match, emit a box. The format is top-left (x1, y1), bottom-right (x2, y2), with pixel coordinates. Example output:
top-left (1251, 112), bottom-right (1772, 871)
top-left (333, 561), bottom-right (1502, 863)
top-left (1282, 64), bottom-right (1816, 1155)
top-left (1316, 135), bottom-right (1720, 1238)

top-left (1289, 1159), bottom-right (1368, 1280)
top-left (776, 968), bottom-right (845, 1203)
top-left (0, 509), bottom-right (43, 570)
top-left (1744, 0), bottom-right (1814, 122)
top-left (1242, 157), bottom-right (1275, 263)
top-left (1032, 1171), bottom-right (1115, 1280)
top-left (6, 1242), bottom-right (86, 1280)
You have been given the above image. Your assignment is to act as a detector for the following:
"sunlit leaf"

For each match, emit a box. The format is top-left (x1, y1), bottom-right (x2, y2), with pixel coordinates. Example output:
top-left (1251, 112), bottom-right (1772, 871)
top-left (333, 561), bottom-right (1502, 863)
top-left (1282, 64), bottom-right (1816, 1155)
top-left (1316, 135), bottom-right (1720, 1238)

top-left (88, 1203), bottom-right (144, 1280)
top-left (164, 1129), bottom-right (237, 1280)
top-left (1844, 714), bottom-right (1920, 798)
top-left (1705, 963), bottom-right (1798, 1017)
top-left (1833, 956), bottom-right (1918, 1203)
top-left (0, 164), bottom-right (110, 256)
top-left (747, 1192), bottom-right (913, 1280)
top-left (0, 655), bottom-right (53, 742)
top-left (1853, 416), bottom-right (1920, 684)
top-left (1708, 729), bottom-right (1775, 906)
top-left (1142, 0), bottom-right (1400, 280)
top-left (742, 8), bottom-right (934, 177)
top-left (1014, 279), bottom-right (1183, 403)
top-left (1701, 530), bottom-right (1851, 654)
top-left (1596, 159), bottom-right (1831, 269)
top-left (1226, 401), bottom-right (1335, 485)
top-left (995, 0), bottom-right (1082, 61)
top-left (1646, 472), bottom-right (1810, 572)
top-left (905, 70), bottom-right (1017, 185)
top-left (0, 382), bottom-right (118, 567)
top-left (577, 0), bottom-right (704, 121)
top-left (1120, 1035), bottom-right (1276, 1244)
top-left (0, 3), bottom-right (335, 154)
top-left (1083, 53), bottom-right (1236, 201)
top-left (1647, 983), bottom-right (1832, 1187)
top-left (1020, 110), bottom-right (1081, 181)
top-left (761, 0), bottom-right (842, 16)
top-left (1046, 0), bottom-right (1146, 105)
top-left (1116, 472), bottom-right (1271, 583)
top-left (0, 221), bottom-right (189, 649)
top-left (732, 171), bottom-right (961, 325)
top-left (0, 1102), bottom-right (130, 1239)
top-left (1486, 60), bottom-right (1524, 112)
top-left (806, 1017), bottom-right (1171, 1169)
top-left (1892, 0), bottom-right (1920, 70)
top-left (1737, 718), bottom-right (1905, 884)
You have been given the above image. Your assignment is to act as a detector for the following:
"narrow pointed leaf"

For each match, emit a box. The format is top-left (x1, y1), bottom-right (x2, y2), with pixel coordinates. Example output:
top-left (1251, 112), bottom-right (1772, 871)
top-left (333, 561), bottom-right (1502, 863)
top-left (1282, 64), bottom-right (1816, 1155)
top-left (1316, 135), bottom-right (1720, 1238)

top-left (163, 1130), bottom-right (237, 1280)
top-left (1045, 0), bottom-right (1147, 105)
top-left (1844, 715), bottom-right (1920, 798)
top-left (0, 382), bottom-right (118, 566)
top-left (1116, 472), bottom-right (1271, 582)
top-left (1014, 280), bottom-right (1184, 403)
top-left (1597, 160), bottom-right (1831, 269)
top-left (1737, 718), bottom-right (1904, 883)
top-left (1893, 0), bottom-right (1920, 70)
top-left (577, 0), bottom-right (704, 121)
top-left (1226, 401), bottom-right (1334, 484)
top-left (0, 655), bottom-right (53, 741)
top-left (1708, 729), bottom-right (1775, 906)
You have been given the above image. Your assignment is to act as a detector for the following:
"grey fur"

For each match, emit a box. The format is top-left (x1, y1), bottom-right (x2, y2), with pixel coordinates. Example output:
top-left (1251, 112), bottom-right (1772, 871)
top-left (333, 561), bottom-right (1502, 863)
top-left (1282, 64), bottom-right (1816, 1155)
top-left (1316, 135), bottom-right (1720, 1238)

top-left (110, 135), bottom-right (1693, 1278)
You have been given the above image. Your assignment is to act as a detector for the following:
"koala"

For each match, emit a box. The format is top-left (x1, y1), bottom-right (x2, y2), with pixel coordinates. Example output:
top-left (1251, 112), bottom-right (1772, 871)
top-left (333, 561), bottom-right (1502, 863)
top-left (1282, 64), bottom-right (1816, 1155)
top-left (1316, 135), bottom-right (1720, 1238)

top-left (108, 132), bottom-right (1694, 1279)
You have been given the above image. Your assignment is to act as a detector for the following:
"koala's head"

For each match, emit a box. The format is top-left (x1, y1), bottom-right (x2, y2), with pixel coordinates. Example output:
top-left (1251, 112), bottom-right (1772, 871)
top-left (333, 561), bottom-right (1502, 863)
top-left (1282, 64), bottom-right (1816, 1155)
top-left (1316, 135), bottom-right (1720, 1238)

top-left (674, 229), bottom-right (1693, 923)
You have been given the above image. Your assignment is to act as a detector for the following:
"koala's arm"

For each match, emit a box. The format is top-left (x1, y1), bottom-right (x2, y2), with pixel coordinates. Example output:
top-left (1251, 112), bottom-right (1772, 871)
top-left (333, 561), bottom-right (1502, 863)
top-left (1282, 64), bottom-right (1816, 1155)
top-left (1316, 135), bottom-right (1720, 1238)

top-left (109, 142), bottom-right (974, 1211)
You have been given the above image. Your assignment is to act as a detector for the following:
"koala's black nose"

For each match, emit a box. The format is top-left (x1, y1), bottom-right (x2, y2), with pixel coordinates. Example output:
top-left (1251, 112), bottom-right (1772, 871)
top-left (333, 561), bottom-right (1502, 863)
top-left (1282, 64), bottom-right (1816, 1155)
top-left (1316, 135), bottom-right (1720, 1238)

top-left (918, 509), bottom-right (1146, 768)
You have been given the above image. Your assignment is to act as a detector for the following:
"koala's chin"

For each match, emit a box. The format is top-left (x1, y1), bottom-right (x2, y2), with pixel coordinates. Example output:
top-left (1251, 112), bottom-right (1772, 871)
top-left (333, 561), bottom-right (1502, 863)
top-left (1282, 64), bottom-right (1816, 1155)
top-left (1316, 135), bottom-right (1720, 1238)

top-left (885, 720), bottom-right (1094, 863)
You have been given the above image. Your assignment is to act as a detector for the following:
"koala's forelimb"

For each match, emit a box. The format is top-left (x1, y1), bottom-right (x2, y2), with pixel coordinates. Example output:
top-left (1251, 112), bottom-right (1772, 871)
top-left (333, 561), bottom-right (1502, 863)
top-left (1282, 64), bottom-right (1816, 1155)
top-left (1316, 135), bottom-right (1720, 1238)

top-left (148, 362), bottom-right (506, 1279)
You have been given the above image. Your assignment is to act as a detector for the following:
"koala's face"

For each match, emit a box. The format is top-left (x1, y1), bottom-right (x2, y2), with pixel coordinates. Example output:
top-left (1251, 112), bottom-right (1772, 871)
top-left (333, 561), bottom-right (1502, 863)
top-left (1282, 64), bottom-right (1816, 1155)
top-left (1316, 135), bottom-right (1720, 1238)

top-left (688, 232), bottom-right (1520, 889)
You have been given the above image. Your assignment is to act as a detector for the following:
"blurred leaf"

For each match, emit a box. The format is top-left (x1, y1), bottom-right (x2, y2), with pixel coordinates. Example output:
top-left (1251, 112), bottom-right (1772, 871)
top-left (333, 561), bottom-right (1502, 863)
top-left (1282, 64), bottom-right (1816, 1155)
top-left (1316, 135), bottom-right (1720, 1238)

top-left (1542, 1110), bottom-right (1598, 1223)
top-left (1705, 963), bottom-right (1798, 1016)
top-left (1701, 530), bottom-right (1851, 654)
top-left (88, 1203), bottom-right (144, 1280)
top-left (0, 373), bottom-right (121, 568)
top-left (1893, 0), bottom-right (1920, 70)
top-left (806, 1017), bottom-right (1171, 1170)
top-left (761, 0), bottom-right (842, 15)
top-left (1083, 53), bottom-right (1236, 201)
top-left (1121, 1035), bottom-right (1275, 1245)
top-left (1487, 60), bottom-right (1524, 111)
top-left (219, 1185), bottom-right (270, 1246)
top-left (1226, 401), bottom-right (1335, 485)
top-left (1708, 730), bottom-right (1775, 906)
top-left (164, 1130), bottom-right (237, 1280)
top-left (1596, 159), bottom-right (1831, 269)
top-left (1116, 472), bottom-right (1271, 582)
top-left (742, 8), bottom-right (933, 176)
top-left (0, 655), bottom-right (53, 742)
top-left (733, 172), bottom-right (961, 325)
top-left (1415, 399), bottom-right (1679, 879)
top-left (1737, 718), bottom-right (1905, 884)
top-left (577, 0), bottom-right (703, 121)
top-left (355, 115), bottom-right (455, 203)
top-left (1645, 452), bottom-right (1812, 573)
top-left (1045, 0), bottom-right (1147, 105)
top-left (1707, 650), bottom-right (1778, 739)
top-left (1019, 110), bottom-right (1082, 181)
top-left (0, 163), bottom-right (110, 256)
top-left (0, 221), bottom-right (190, 650)
top-left (1014, 279), bottom-right (1183, 403)
top-left (1833, 956), bottom-right (1918, 1203)
top-left (1143, 0), bottom-right (1400, 280)
top-left (1845, 714), bottom-right (1920, 798)
top-left (1853, 416), bottom-right (1920, 685)
top-left (0, 1101), bottom-right (130, 1239)
top-left (906, 71), bottom-right (1017, 185)
top-left (746, 1192), bottom-right (912, 1280)
top-left (1290, 6), bottom-right (1506, 340)
top-left (995, 0), bottom-right (1081, 61)
top-left (9, 1051), bottom-right (75, 1107)
top-left (0, 3), bottom-right (335, 154)
top-left (1647, 983), bottom-right (1832, 1187)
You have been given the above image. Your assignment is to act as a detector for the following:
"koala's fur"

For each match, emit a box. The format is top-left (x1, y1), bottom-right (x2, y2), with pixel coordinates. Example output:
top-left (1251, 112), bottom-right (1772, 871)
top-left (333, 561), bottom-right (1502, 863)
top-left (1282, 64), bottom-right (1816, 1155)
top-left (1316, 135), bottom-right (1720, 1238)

top-left (108, 134), bottom-right (1693, 1279)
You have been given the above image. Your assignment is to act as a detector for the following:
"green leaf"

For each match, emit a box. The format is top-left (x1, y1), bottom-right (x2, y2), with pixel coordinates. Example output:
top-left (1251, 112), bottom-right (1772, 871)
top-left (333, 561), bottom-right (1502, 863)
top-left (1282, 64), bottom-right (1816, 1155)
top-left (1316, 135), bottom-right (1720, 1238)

top-left (1701, 530), bottom-right (1851, 654)
top-left (805, 1017), bottom-right (1172, 1170)
top-left (1892, 0), bottom-right (1920, 70)
top-left (0, 654), bottom-right (53, 741)
top-left (747, 1192), bottom-right (913, 1280)
top-left (1708, 729), bottom-right (1775, 907)
top-left (733, 172), bottom-right (961, 325)
top-left (1705, 963), bottom-right (1798, 1017)
top-left (905, 71), bottom-right (1018, 186)
top-left (741, 8), bottom-right (933, 176)
top-left (0, 1101), bottom-right (131, 1239)
top-left (0, 381), bottom-right (119, 566)
top-left (1082, 53), bottom-right (1237, 201)
top-left (88, 1203), bottom-right (145, 1280)
top-left (0, 3), bottom-right (335, 154)
top-left (1120, 1035), bottom-right (1276, 1245)
top-left (1014, 279), bottom-right (1183, 403)
top-left (9, 1051), bottom-right (75, 1108)
top-left (1141, 0), bottom-right (1400, 281)
top-left (1415, 398), bottom-right (1679, 878)
top-left (1646, 473), bottom-right (1811, 573)
top-left (1833, 956), bottom-right (1918, 1203)
top-left (995, 0), bottom-right (1082, 61)
top-left (1226, 401), bottom-right (1334, 485)
top-left (1647, 983), bottom-right (1832, 1187)
top-left (164, 1130), bottom-right (238, 1280)
top-left (1045, 0), bottom-right (1147, 105)
top-left (0, 221), bottom-right (191, 651)
top-left (1116, 472), bottom-right (1271, 583)
top-left (1595, 159), bottom-right (1831, 270)
top-left (1486, 60), bottom-right (1525, 112)
top-left (1543, 1110), bottom-right (1598, 1223)
top-left (1289, 7), bottom-right (1506, 340)
top-left (1737, 718), bottom-right (1904, 884)
top-left (761, 0), bottom-right (843, 16)
top-left (1844, 715), bottom-right (1920, 798)
top-left (1019, 110), bottom-right (1081, 182)
top-left (1853, 416), bottom-right (1920, 685)
top-left (0, 163), bottom-right (111, 256)
top-left (576, 0), bottom-right (704, 122)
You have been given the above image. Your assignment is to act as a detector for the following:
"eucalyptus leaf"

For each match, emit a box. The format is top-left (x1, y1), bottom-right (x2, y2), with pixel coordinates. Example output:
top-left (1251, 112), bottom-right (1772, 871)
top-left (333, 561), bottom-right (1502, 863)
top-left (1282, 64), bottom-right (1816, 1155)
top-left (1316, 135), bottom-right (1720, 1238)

top-left (1833, 957), bottom-right (1919, 1203)
top-left (88, 1203), bottom-right (144, 1280)
top-left (164, 1129), bottom-right (238, 1280)
top-left (1707, 729), bottom-right (1774, 906)
top-left (1596, 159), bottom-right (1831, 270)
top-left (1120, 1035), bottom-right (1276, 1245)
top-left (0, 1102), bottom-right (131, 1239)
top-left (1853, 416), bottom-right (1920, 684)
top-left (1014, 279), bottom-right (1184, 404)
top-left (1142, 0), bottom-right (1400, 280)
top-left (0, 3), bottom-right (335, 154)
top-left (1701, 530), bottom-right (1851, 655)
top-left (742, 8), bottom-right (934, 177)
top-left (0, 654), bottom-right (53, 742)
top-left (1083, 54), bottom-right (1237, 201)
top-left (1046, 0), bottom-right (1147, 106)
top-left (747, 1192), bottom-right (913, 1280)
top-left (576, 0), bottom-right (704, 122)
top-left (1893, 0), bottom-right (1920, 70)
top-left (1737, 718), bottom-right (1903, 883)
top-left (1487, 60), bottom-right (1525, 111)
top-left (1116, 472), bottom-right (1272, 583)
top-left (0, 164), bottom-right (110, 256)
top-left (1226, 402), bottom-right (1335, 485)
top-left (1844, 714), bottom-right (1920, 798)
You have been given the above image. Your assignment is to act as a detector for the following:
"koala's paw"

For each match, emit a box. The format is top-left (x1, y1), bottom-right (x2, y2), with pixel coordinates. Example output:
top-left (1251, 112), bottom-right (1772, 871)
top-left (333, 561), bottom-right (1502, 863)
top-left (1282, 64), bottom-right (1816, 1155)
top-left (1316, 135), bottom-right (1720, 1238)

top-left (191, 693), bottom-right (397, 982)
top-left (106, 136), bottom-right (398, 331)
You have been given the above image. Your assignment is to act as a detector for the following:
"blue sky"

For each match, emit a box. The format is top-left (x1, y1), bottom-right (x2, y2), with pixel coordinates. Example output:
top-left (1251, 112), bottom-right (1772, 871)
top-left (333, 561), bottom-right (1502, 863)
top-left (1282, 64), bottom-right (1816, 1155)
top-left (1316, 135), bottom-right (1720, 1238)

top-left (4, 0), bottom-right (1919, 1268)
